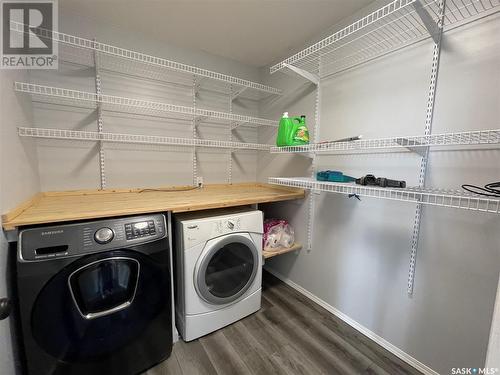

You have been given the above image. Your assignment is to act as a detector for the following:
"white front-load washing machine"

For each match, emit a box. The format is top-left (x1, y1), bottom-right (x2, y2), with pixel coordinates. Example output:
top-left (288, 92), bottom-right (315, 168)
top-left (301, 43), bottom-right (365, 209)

top-left (174, 207), bottom-right (262, 341)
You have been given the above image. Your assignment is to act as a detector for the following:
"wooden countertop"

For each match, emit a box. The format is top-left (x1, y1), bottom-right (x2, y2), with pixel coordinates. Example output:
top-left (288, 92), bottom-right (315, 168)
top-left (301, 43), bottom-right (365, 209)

top-left (1, 183), bottom-right (305, 230)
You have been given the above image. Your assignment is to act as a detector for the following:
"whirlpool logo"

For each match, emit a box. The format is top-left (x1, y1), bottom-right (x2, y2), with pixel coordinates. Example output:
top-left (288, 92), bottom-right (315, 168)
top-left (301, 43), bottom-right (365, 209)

top-left (451, 368), bottom-right (499, 375)
top-left (1, 0), bottom-right (58, 69)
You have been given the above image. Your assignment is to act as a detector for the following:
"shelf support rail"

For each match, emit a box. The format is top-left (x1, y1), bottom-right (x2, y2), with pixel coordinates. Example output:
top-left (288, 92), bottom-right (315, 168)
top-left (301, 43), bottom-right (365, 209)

top-left (192, 76), bottom-right (198, 186)
top-left (306, 58), bottom-right (323, 251)
top-left (228, 85), bottom-right (233, 184)
top-left (407, 0), bottom-right (446, 297)
top-left (93, 39), bottom-right (106, 190)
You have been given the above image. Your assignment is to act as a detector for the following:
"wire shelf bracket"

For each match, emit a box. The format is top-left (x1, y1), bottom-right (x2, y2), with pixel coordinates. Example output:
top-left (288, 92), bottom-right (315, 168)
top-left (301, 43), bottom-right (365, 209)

top-left (284, 63), bottom-right (320, 85)
top-left (412, 0), bottom-right (440, 42)
top-left (231, 87), bottom-right (249, 101)
top-left (395, 138), bottom-right (428, 156)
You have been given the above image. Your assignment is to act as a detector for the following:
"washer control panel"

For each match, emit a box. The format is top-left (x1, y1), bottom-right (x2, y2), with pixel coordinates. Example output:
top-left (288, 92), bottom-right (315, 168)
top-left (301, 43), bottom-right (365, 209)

top-left (125, 220), bottom-right (157, 240)
top-left (19, 214), bottom-right (167, 262)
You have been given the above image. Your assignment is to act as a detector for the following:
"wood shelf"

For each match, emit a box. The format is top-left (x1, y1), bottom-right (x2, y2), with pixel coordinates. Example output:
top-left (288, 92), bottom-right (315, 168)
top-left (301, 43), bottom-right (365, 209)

top-left (263, 243), bottom-right (302, 259)
top-left (1, 183), bottom-right (305, 230)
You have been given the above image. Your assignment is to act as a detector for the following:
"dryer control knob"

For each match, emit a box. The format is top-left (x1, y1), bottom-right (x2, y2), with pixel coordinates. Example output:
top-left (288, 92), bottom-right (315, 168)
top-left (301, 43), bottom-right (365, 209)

top-left (227, 220), bottom-right (235, 230)
top-left (94, 227), bottom-right (114, 244)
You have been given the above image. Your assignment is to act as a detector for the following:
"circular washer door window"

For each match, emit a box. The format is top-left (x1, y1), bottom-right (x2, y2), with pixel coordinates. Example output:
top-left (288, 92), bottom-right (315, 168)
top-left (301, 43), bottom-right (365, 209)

top-left (196, 234), bottom-right (259, 305)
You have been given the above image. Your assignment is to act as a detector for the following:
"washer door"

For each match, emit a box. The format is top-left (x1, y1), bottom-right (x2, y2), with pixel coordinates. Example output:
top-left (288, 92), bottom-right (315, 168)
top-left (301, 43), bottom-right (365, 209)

top-left (68, 257), bottom-right (140, 319)
top-left (30, 249), bottom-right (171, 362)
top-left (195, 234), bottom-right (259, 305)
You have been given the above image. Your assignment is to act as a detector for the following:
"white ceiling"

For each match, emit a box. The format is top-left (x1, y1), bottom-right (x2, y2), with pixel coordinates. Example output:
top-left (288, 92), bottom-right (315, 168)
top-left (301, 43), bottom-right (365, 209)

top-left (59, 0), bottom-right (375, 67)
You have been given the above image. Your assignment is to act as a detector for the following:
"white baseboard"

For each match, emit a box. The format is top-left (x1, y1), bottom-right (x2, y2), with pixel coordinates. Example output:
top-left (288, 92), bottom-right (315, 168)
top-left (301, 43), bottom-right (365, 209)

top-left (264, 267), bottom-right (440, 375)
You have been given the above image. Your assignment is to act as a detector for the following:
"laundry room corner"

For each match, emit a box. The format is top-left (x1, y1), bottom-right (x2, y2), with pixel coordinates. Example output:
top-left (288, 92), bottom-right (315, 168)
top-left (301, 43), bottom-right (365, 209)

top-left (256, 2), bottom-right (500, 374)
top-left (1, 0), bottom-right (499, 374)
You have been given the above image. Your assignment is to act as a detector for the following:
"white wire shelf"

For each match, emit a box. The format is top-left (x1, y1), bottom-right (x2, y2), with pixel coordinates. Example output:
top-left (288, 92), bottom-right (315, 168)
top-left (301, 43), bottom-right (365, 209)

top-left (270, 0), bottom-right (500, 78)
top-left (269, 177), bottom-right (500, 214)
top-left (10, 21), bottom-right (282, 99)
top-left (18, 127), bottom-right (272, 151)
top-left (14, 82), bottom-right (278, 128)
top-left (270, 129), bottom-right (500, 154)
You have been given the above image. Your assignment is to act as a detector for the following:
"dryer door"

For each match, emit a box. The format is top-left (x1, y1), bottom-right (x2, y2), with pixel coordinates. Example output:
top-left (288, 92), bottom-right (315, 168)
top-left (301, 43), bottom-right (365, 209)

top-left (195, 234), bottom-right (259, 305)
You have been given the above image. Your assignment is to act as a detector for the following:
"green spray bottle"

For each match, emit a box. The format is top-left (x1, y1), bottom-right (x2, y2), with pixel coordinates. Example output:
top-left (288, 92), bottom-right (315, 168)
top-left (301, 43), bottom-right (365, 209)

top-left (276, 112), bottom-right (310, 147)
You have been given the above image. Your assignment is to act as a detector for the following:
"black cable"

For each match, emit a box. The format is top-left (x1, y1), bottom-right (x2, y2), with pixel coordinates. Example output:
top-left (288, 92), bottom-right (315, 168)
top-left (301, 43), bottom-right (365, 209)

top-left (461, 182), bottom-right (500, 198)
top-left (138, 185), bottom-right (201, 193)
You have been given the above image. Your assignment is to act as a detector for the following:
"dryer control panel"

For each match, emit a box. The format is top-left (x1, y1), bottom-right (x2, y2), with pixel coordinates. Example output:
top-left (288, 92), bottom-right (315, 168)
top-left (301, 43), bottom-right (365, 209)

top-left (19, 214), bottom-right (167, 262)
top-left (213, 217), bottom-right (242, 235)
top-left (178, 209), bottom-right (263, 249)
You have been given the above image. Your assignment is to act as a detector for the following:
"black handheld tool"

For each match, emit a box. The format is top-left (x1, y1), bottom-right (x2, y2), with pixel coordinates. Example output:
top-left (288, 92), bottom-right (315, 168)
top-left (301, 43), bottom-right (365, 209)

top-left (356, 174), bottom-right (406, 188)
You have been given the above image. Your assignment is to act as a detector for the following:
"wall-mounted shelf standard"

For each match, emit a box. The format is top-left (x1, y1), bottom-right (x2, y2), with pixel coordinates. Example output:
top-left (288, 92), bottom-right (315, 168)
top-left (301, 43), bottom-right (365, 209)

top-left (270, 129), bottom-right (500, 154)
top-left (18, 127), bottom-right (272, 151)
top-left (14, 82), bottom-right (278, 128)
top-left (270, 0), bottom-right (499, 78)
top-left (269, 177), bottom-right (500, 214)
top-left (10, 21), bottom-right (282, 100)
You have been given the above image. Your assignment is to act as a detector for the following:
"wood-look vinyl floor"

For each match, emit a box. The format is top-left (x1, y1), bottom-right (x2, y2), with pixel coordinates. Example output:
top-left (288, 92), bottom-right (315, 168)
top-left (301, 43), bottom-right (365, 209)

top-left (145, 271), bottom-right (422, 375)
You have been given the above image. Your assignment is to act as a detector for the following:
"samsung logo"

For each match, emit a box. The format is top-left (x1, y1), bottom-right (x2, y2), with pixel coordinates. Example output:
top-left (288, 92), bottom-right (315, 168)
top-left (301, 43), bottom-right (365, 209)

top-left (41, 230), bottom-right (63, 236)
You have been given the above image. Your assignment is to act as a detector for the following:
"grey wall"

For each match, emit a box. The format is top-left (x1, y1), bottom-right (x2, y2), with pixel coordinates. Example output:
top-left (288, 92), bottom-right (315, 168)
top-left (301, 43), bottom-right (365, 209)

top-left (486, 276), bottom-right (500, 367)
top-left (259, 13), bottom-right (500, 375)
top-left (25, 7), bottom-right (262, 192)
top-left (1, 68), bottom-right (40, 374)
